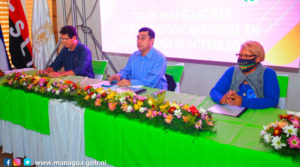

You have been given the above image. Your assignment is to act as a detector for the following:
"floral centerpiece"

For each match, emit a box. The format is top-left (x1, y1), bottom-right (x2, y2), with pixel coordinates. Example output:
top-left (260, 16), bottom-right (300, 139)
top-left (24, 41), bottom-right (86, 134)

top-left (4, 72), bottom-right (215, 135)
top-left (5, 72), bottom-right (82, 100)
top-left (0, 68), bottom-right (4, 77)
top-left (260, 111), bottom-right (300, 156)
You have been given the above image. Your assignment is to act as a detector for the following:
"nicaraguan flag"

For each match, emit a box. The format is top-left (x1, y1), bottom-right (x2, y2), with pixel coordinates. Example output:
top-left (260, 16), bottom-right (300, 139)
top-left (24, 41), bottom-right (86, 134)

top-left (9, 0), bottom-right (33, 69)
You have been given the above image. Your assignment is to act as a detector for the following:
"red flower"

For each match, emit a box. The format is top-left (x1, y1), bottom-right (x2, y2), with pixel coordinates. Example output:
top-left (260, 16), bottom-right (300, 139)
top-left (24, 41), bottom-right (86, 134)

top-left (15, 72), bottom-right (21, 77)
top-left (273, 126), bottom-right (282, 136)
top-left (101, 93), bottom-right (107, 98)
top-left (279, 114), bottom-right (292, 120)
top-left (84, 85), bottom-right (92, 91)
top-left (188, 106), bottom-right (201, 117)
top-left (168, 107), bottom-right (176, 114)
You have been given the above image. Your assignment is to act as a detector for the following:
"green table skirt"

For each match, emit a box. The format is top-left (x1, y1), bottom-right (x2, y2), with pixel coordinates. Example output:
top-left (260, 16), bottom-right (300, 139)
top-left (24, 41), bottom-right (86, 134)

top-left (0, 86), bottom-right (50, 135)
top-left (84, 108), bottom-right (299, 167)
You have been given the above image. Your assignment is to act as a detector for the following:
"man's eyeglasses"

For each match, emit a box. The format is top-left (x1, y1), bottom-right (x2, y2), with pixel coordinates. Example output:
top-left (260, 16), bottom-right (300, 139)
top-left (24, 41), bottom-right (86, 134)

top-left (137, 36), bottom-right (148, 41)
top-left (236, 54), bottom-right (256, 58)
top-left (60, 37), bottom-right (70, 41)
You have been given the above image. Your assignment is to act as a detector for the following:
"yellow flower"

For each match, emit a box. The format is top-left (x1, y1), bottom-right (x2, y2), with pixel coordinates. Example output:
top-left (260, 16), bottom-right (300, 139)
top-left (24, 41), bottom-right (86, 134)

top-left (134, 102), bottom-right (142, 110)
top-left (159, 104), bottom-right (169, 111)
top-left (84, 95), bottom-right (90, 100)
top-left (148, 97), bottom-right (154, 106)
top-left (96, 87), bottom-right (105, 94)
top-left (106, 92), bottom-right (116, 100)
top-left (170, 102), bottom-right (180, 109)
top-left (182, 104), bottom-right (189, 111)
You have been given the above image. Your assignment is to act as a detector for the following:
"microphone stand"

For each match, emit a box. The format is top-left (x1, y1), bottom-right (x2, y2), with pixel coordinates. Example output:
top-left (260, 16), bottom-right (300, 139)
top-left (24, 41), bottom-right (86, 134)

top-left (46, 0), bottom-right (118, 74)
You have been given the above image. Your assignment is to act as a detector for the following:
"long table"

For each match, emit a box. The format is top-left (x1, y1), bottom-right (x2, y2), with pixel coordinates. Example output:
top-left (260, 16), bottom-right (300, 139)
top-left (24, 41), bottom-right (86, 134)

top-left (0, 80), bottom-right (299, 167)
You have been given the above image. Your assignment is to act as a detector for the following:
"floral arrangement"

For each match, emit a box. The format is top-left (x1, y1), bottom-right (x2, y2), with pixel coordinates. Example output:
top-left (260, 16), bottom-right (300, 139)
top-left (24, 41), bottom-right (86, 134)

top-left (4, 72), bottom-right (215, 135)
top-left (5, 72), bottom-right (82, 100)
top-left (0, 68), bottom-right (4, 77)
top-left (260, 111), bottom-right (300, 156)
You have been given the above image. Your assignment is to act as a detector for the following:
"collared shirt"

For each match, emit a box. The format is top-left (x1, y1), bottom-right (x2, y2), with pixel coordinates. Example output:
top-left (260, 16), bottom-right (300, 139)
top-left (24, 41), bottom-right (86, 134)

top-left (210, 66), bottom-right (279, 109)
top-left (49, 42), bottom-right (95, 78)
top-left (118, 47), bottom-right (167, 89)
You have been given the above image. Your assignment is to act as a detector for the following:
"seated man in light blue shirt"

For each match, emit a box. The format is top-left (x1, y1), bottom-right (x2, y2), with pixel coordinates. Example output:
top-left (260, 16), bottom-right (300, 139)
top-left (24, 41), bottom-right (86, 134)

top-left (110, 27), bottom-right (168, 89)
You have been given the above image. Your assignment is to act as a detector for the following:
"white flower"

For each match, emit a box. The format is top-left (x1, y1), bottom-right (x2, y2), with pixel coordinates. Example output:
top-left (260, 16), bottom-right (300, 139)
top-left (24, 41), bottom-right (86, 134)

top-left (126, 105), bottom-right (133, 113)
top-left (35, 87), bottom-right (39, 92)
top-left (286, 111), bottom-right (300, 117)
top-left (260, 130), bottom-right (266, 137)
top-left (199, 107), bottom-right (207, 114)
top-left (65, 88), bottom-right (70, 93)
top-left (174, 109), bottom-right (182, 117)
top-left (263, 133), bottom-right (272, 143)
top-left (47, 86), bottom-right (53, 92)
top-left (282, 125), bottom-right (298, 137)
top-left (119, 97), bottom-right (125, 103)
top-left (139, 107), bottom-right (147, 113)
top-left (271, 136), bottom-right (286, 150)
top-left (91, 93), bottom-right (96, 99)
top-left (55, 90), bottom-right (60, 95)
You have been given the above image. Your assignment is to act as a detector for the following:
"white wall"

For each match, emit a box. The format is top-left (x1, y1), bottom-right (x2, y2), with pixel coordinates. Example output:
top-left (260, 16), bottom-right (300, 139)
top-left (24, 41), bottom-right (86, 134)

top-left (56, 0), bottom-right (300, 111)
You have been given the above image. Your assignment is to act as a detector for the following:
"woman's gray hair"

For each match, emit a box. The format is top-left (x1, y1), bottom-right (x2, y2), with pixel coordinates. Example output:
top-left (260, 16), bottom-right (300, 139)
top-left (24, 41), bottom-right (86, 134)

top-left (241, 41), bottom-right (265, 61)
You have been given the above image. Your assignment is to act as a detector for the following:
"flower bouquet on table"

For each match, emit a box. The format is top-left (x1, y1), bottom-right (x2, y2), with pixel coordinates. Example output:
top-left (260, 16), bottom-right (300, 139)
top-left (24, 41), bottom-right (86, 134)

top-left (260, 111), bottom-right (300, 156)
top-left (0, 68), bottom-right (4, 77)
top-left (4, 72), bottom-right (82, 100)
top-left (81, 85), bottom-right (215, 135)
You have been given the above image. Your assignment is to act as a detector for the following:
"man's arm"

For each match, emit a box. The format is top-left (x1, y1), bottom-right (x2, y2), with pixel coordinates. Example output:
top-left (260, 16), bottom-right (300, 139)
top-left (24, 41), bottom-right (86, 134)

top-left (118, 55), bottom-right (133, 80)
top-left (36, 67), bottom-right (54, 75)
top-left (48, 70), bottom-right (75, 78)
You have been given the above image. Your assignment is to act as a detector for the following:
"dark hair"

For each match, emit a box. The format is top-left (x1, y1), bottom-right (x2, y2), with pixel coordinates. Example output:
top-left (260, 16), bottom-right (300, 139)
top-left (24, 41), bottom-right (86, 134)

top-left (59, 26), bottom-right (77, 38)
top-left (139, 27), bottom-right (155, 39)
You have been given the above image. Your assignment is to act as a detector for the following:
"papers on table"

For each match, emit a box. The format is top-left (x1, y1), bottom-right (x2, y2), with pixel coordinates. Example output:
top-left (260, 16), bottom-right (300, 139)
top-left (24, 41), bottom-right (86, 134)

top-left (208, 104), bottom-right (247, 117)
top-left (89, 81), bottom-right (146, 94)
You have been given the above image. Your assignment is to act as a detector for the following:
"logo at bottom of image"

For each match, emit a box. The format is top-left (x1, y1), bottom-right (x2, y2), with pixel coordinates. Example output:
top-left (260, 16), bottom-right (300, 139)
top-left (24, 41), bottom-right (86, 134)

top-left (24, 158), bottom-right (31, 166)
top-left (13, 158), bottom-right (21, 166)
top-left (4, 159), bottom-right (12, 166)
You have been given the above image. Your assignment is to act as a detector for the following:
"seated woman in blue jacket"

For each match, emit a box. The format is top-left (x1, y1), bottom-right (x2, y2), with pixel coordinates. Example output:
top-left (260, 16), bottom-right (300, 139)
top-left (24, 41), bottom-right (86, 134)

top-left (210, 41), bottom-right (279, 109)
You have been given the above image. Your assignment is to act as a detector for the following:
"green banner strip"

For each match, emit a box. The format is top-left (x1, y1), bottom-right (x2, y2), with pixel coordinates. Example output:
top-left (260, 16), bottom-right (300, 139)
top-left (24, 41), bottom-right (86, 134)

top-left (84, 108), bottom-right (299, 167)
top-left (0, 86), bottom-right (50, 135)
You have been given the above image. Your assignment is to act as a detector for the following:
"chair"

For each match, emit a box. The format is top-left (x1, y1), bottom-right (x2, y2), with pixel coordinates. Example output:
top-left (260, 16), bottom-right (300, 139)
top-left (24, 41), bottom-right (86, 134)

top-left (92, 60), bottom-right (108, 80)
top-left (165, 63), bottom-right (184, 93)
top-left (277, 75), bottom-right (289, 109)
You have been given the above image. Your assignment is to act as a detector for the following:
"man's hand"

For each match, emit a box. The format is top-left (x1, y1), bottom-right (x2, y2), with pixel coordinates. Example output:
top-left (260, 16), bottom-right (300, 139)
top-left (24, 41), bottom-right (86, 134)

top-left (48, 71), bottom-right (63, 78)
top-left (109, 74), bottom-right (121, 82)
top-left (36, 67), bottom-right (54, 76)
top-left (117, 79), bottom-right (131, 87)
top-left (36, 70), bottom-right (49, 76)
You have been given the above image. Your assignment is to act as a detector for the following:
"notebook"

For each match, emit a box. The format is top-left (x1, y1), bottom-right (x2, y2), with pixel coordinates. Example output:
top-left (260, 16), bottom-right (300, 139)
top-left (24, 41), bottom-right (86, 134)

top-left (207, 104), bottom-right (247, 117)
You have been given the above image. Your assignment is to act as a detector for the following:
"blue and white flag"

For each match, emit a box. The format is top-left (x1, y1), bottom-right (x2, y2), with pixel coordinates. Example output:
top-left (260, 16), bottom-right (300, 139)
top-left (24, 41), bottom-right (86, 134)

top-left (0, 25), bottom-right (12, 70)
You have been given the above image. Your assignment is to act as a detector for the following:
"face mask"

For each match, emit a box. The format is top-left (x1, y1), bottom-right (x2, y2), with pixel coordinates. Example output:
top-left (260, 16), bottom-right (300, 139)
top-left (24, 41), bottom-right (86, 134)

top-left (237, 57), bottom-right (257, 72)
